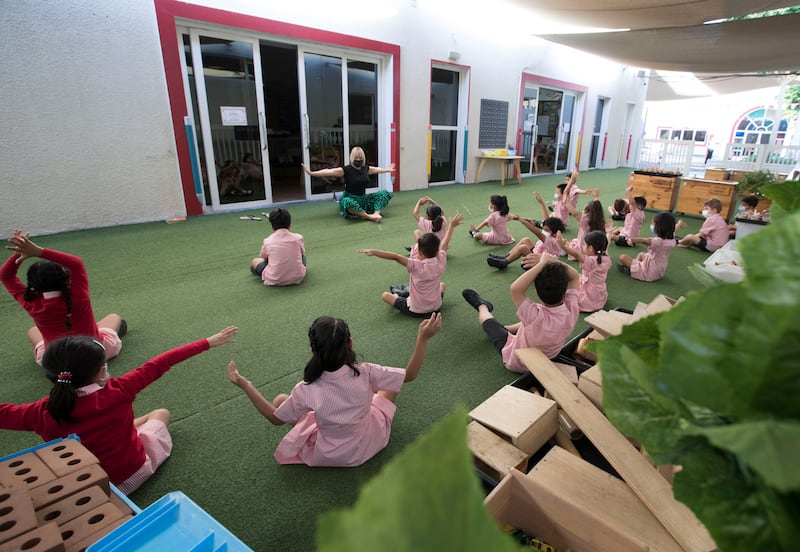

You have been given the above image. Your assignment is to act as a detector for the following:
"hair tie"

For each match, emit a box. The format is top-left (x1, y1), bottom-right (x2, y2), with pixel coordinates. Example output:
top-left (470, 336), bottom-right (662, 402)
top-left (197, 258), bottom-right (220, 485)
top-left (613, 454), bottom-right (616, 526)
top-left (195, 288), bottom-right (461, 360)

top-left (92, 339), bottom-right (106, 351)
top-left (57, 371), bottom-right (73, 384)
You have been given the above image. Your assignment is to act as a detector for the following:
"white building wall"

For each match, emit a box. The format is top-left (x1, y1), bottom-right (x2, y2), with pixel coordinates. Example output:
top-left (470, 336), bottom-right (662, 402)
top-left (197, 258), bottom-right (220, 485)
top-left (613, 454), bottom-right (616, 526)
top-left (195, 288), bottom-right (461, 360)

top-left (1, 0), bottom-right (648, 237)
top-left (1, 0), bottom-right (184, 237)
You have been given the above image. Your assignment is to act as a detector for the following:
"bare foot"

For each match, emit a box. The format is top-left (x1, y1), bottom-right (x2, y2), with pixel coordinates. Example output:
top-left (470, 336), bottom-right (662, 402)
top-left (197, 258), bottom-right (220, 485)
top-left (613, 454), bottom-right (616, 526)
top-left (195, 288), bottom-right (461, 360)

top-left (368, 213), bottom-right (382, 223)
top-left (675, 219), bottom-right (687, 231)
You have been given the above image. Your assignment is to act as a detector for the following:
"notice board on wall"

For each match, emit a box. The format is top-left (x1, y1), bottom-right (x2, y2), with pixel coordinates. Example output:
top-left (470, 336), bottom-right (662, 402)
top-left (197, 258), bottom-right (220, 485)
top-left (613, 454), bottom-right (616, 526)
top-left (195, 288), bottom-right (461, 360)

top-left (479, 99), bottom-right (509, 148)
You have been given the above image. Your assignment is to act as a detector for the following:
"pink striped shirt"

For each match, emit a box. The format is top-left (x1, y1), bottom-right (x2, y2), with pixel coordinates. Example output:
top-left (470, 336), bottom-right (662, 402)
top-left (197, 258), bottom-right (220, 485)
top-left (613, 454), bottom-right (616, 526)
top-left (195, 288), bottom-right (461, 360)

top-left (699, 213), bottom-right (729, 252)
top-left (406, 250), bottom-right (447, 313)
top-left (273, 362), bottom-right (406, 467)
top-left (622, 208), bottom-right (645, 239)
top-left (479, 211), bottom-right (515, 245)
top-left (258, 229), bottom-right (306, 286)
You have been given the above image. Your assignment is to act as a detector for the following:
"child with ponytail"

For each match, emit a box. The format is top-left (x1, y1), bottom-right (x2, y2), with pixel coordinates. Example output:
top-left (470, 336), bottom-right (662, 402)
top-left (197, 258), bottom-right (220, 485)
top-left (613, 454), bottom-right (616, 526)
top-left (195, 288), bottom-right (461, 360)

top-left (556, 230), bottom-right (611, 312)
top-left (226, 313), bottom-right (441, 467)
top-left (0, 326), bottom-right (237, 494)
top-left (1, 229), bottom-right (125, 372)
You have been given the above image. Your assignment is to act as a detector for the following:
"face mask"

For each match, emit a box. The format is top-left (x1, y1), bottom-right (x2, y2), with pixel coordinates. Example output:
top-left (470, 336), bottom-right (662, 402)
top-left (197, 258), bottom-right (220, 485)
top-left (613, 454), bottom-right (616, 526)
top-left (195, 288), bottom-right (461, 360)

top-left (352, 159), bottom-right (363, 168)
top-left (649, 224), bottom-right (655, 234)
top-left (542, 230), bottom-right (551, 237)
top-left (553, 193), bottom-right (560, 200)
top-left (738, 205), bottom-right (747, 212)
top-left (701, 209), bottom-right (710, 218)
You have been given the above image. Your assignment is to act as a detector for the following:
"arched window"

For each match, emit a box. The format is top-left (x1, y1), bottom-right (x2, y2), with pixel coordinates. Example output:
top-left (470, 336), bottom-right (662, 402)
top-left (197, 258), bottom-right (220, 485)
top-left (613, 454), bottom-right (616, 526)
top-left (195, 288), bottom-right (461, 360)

top-left (734, 108), bottom-right (788, 145)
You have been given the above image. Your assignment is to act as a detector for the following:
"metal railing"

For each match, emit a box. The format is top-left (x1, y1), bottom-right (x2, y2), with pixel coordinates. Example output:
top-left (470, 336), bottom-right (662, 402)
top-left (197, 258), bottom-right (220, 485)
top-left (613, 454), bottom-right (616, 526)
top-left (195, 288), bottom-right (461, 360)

top-left (714, 143), bottom-right (800, 175)
top-left (635, 139), bottom-right (694, 175)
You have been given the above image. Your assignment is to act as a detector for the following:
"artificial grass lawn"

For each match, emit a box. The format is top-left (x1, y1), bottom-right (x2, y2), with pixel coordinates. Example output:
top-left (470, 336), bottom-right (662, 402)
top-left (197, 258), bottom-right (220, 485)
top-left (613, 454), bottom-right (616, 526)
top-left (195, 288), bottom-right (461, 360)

top-left (0, 168), bottom-right (711, 551)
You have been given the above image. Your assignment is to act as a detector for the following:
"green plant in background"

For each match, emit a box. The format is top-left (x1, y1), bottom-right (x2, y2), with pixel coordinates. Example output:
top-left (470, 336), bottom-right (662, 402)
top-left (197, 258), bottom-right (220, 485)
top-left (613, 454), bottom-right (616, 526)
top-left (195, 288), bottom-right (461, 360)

top-left (735, 170), bottom-right (778, 199)
top-left (317, 407), bottom-right (519, 552)
top-left (593, 181), bottom-right (800, 551)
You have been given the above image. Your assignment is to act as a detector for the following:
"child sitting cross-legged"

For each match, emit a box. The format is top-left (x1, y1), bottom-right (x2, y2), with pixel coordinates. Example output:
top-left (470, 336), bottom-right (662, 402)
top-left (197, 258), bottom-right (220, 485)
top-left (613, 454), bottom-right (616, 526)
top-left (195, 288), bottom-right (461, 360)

top-left (463, 253), bottom-right (580, 373)
top-left (556, 230), bottom-right (611, 313)
top-left (676, 197), bottom-right (730, 253)
top-left (359, 214), bottom-right (462, 318)
top-left (250, 208), bottom-right (306, 286)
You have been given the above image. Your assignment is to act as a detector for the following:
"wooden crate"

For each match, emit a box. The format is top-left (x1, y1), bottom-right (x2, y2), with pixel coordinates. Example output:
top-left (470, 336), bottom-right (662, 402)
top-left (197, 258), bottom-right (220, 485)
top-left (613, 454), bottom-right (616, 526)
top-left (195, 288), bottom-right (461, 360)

top-left (468, 385), bottom-right (557, 455)
top-left (578, 365), bottom-right (603, 411)
top-left (467, 421), bottom-right (529, 482)
top-left (675, 178), bottom-right (738, 219)
top-left (627, 173), bottom-right (680, 211)
top-left (703, 168), bottom-right (729, 181)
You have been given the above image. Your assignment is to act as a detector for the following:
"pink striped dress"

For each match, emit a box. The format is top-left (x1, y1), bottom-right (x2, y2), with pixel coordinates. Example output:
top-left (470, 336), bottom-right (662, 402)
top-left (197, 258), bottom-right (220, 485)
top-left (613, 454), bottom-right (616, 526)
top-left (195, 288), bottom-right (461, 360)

top-left (273, 363), bottom-right (406, 467)
top-left (631, 237), bottom-right (677, 281)
top-left (577, 255), bottom-right (611, 312)
top-left (479, 211), bottom-right (515, 245)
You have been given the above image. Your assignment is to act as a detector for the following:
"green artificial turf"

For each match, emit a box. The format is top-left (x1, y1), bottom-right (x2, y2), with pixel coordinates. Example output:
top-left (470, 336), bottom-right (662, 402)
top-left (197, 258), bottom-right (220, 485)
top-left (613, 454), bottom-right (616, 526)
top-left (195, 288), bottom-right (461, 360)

top-left (0, 168), bottom-right (711, 551)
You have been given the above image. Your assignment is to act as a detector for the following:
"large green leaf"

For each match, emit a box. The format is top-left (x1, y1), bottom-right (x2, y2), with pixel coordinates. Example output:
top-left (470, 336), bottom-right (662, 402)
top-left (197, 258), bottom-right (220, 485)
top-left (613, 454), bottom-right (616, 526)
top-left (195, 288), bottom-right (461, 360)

top-left (317, 407), bottom-right (519, 552)
top-left (738, 210), bottom-right (800, 298)
top-left (762, 180), bottom-right (800, 213)
top-left (672, 437), bottom-right (800, 551)
top-left (690, 420), bottom-right (800, 492)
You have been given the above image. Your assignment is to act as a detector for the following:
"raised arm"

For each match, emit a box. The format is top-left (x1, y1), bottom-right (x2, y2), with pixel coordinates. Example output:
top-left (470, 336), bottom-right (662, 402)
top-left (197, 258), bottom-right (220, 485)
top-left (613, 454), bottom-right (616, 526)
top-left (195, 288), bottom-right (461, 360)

top-left (368, 163), bottom-right (395, 175)
top-left (412, 197), bottom-right (428, 221)
top-left (510, 253), bottom-right (554, 308)
top-left (402, 313), bottom-right (441, 382)
top-left (439, 213), bottom-right (464, 252)
top-left (555, 231), bottom-right (584, 262)
top-left (515, 214), bottom-right (546, 242)
top-left (358, 248), bottom-right (409, 267)
top-left (227, 361), bottom-right (285, 425)
top-left (625, 186), bottom-right (637, 211)
top-left (533, 192), bottom-right (549, 221)
top-left (301, 164), bottom-right (344, 179)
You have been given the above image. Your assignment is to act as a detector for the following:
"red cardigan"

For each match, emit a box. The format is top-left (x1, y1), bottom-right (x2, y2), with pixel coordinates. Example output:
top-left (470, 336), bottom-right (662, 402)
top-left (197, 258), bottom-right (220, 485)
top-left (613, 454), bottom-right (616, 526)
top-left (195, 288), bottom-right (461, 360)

top-left (1, 248), bottom-right (100, 346)
top-left (0, 339), bottom-right (210, 485)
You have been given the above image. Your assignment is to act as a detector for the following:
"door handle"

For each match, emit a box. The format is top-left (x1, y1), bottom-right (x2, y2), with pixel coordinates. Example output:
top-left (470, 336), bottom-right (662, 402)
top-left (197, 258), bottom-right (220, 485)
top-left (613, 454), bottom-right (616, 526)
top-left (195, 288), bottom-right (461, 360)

top-left (259, 112), bottom-right (268, 151)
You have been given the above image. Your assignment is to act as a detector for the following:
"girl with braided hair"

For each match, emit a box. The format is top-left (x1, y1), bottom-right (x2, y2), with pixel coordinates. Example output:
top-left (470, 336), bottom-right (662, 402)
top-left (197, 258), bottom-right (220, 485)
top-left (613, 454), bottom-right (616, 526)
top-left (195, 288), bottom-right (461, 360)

top-left (1, 229), bottom-right (125, 374)
top-left (0, 326), bottom-right (238, 494)
top-left (226, 313), bottom-right (442, 467)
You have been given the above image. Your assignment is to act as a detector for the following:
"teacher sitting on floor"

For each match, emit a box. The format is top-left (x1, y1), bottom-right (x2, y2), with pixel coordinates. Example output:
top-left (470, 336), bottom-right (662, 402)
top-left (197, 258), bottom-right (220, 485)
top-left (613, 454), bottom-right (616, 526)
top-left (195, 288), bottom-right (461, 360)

top-left (302, 147), bottom-right (394, 223)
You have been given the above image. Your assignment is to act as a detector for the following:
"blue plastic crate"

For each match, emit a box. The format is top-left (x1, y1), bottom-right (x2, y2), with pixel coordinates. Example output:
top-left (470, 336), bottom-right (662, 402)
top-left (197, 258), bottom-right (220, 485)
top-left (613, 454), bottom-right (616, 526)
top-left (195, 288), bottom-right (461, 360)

top-left (87, 491), bottom-right (252, 552)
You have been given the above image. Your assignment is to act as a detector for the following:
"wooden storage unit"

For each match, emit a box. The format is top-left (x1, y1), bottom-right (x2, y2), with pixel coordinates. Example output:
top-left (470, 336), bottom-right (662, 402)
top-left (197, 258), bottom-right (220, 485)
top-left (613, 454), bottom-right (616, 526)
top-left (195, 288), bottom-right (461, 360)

top-left (627, 172), bottom-right (680, 211)
top-left (675, 178), bottom-right (738, 219)
top-left (703, 168), bottom-right (729, 181)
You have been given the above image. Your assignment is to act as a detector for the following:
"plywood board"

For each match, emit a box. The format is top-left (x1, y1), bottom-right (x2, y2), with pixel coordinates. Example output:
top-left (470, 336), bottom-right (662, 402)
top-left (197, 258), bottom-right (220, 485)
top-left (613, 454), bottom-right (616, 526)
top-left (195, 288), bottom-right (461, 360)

top-left (584, 309), bottom-right (633, 337)
top-left (516, 347), bottom-right (717, 552)
top-left (468, 421), bottom-right (529, 481)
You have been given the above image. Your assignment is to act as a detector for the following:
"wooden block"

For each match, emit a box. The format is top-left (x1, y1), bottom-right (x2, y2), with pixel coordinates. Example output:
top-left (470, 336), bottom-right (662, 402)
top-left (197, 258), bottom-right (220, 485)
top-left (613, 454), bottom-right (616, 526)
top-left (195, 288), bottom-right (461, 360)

top-left (575, 337), bottom-right (598, 362)
top-left (525, 447), bottom-right (684, 552)
top-left (646, 294), bottom-right (679, 316)
top-left (469, 385), bottom-right (558, 455)
top-left (554, 428), bottom-right (582, 458)
top-left (578, 365), bottom-right (603, 411)
top-left (484, 470), bottom-right (571, 551)
top-left (28, 465), bottom-right (109, 511)
top-left (553, 362), bottom-right (578, 385)
top-left (557, 409), bottom-right (582, 439)
top-left (468, 421), bottom-right (529, 481)
top-left (516, 348), bottom-right (717, 552)
top-left (35, 485), bottom-right (110, 527)
top-left (584, 309), bottom-right (632, 338)
top-left (0, 522), bottom-right (65, 552)
top-left (0, 454), bottom-right (57, 491)
top-left (0, 487), bottom-right (39, 545)
top-left (34, 441), bottom-right (99, 477)
top-left (630, 301), bottom-right (650, 323)
top-left (107, 491), bottom-right (134, 518)
top-left (61, 511), bottom-right (131, 552)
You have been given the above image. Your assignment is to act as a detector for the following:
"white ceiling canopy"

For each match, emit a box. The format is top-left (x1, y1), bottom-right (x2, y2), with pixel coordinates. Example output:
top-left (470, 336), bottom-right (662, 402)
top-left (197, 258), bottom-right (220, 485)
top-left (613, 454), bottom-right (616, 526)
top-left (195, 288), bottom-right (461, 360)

top-left (510, 0), bottom-right (800, 30)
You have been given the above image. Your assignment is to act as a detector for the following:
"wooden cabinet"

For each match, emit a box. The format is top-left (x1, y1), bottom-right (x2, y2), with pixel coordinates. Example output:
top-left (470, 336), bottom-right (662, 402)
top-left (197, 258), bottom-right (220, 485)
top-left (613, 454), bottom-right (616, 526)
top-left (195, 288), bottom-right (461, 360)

top-left (627, 173), bottom-right (680, 211)
top-left (675, 178), bottom-right (738, 219)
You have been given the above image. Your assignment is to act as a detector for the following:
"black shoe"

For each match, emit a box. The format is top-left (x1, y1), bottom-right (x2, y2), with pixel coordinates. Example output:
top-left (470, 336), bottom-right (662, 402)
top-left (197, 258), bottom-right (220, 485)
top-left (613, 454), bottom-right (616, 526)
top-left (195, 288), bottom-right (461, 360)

top-left (390, 284), bottom-right (410, 297)
top-left (404, 246), bottom-right (413, 252)
top-left (617, 263), bottom-right (631, 275)
top-left (117, 319), bottom-right (128, 338)
top-left (462, 289), bottom-right (494, 312)
top-left (468, 229), bottom-right (478, 238)
top-left (533, 220), bottom-right (543, 229)
top-left (487, 256), bottom-right (509, 270)
top-left (548, 206), bottom-right (554, 212)
top-left (488, 252), bottom-right (508, 259)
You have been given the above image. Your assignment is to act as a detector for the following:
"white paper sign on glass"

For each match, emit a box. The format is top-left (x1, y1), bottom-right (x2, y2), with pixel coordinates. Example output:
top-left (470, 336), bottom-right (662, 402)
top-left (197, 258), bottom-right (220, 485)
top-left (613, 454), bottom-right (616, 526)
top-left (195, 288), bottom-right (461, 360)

top-left (220, 106), bottom-right (247, 126)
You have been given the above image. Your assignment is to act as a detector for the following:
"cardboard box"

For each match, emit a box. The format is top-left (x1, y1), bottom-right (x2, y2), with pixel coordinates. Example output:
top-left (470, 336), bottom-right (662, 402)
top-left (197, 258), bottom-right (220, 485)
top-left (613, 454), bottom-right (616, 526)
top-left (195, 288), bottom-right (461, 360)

top-left (35, 485), bottom-right (110, 527)
top-left (578, 365), bottom-right (603, 411)
top-left (58, 502), bottom-right (128, 552)
top-left (467, 421), bottom-right (529, 482)
top-left (29, 465), bottom-right (109, 511)
top-left (469, 385), bottom-right (557, 455)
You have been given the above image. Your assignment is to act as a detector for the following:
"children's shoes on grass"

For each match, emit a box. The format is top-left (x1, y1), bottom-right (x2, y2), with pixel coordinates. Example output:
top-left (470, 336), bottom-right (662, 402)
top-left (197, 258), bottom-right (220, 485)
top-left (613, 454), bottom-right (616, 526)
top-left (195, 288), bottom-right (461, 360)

top-left (468, 229), bottom-right (478, 238)
top-left (462, 289), bottom-right (493, 312)
top-left (390, 284), bottom-right (410, 297)
top-left (617, 263), bottom-right (631, 275)
top-left (487, 256), bottom-right (509, 270)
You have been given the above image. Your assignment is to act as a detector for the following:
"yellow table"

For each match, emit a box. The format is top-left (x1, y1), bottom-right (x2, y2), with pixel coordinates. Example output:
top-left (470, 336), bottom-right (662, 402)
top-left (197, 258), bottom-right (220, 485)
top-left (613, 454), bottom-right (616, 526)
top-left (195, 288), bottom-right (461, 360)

top-left (476, 155), bottom-right (523, 186)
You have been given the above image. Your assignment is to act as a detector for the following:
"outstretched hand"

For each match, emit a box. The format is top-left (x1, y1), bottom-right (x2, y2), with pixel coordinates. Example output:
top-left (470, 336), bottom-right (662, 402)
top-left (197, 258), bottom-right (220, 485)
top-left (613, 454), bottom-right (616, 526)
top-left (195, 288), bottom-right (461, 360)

top-left (555, 230), bottom-right (566, 246)
top-left (6, 230), bottom-right (44, 264)
top-left (300, 163), bottom-right (311, 175)
top-left (534, 191), bottom-right (544, 204)
top-left (227, 360), bottom-right (249, 388)
top-left (448, 213), bottom-right (464, 226)
top-left (358, 248), bottom-right (375, 256)
top-left (418, 312), bottom-right (442, 340)
top-left (207, 326), bottom-right (238, 348)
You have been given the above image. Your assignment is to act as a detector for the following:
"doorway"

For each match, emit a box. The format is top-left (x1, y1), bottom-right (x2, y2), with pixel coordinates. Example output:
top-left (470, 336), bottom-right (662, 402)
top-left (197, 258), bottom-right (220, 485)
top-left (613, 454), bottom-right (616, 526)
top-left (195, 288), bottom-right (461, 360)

top-left (179, 27), bottom-right (390, 212)
top-left (429, 64), bottom-right (469, 185)
top-left (516, 76), bottom-right (585, 176)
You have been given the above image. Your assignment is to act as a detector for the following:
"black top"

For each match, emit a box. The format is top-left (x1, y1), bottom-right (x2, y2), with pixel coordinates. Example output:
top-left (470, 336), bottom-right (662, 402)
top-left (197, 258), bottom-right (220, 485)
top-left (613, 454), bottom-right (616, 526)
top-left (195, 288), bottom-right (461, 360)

top-left (342, 164), bottom-right (371, 196)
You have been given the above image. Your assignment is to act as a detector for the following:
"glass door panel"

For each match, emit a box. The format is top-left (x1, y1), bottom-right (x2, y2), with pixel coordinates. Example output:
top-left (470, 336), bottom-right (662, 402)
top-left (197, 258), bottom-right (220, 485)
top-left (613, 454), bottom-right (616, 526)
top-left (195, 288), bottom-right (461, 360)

top-left (429, 67), bottom-right (459, 184)
top-left (347, 60), bottom-right (379, 189)
top-left (556, 92), bottom-right (576, 171)
top-left (520, 83), bottom-right (539, 174)
top-left (194, 34), bottom-right (268, 206)
top-left (304, 53), bottom-right (344, 196)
